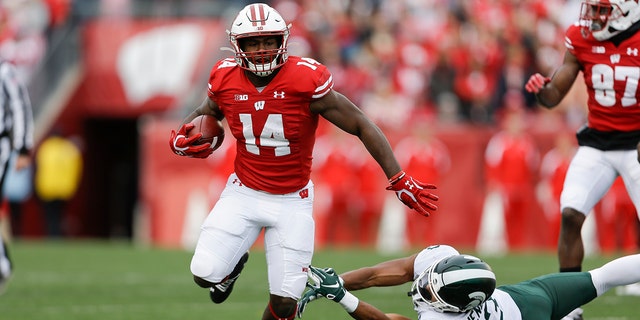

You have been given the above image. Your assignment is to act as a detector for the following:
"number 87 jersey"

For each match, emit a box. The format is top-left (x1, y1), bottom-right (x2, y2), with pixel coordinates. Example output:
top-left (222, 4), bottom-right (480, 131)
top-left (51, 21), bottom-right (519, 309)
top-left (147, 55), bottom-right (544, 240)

top-left (566, 22), bottom-right (640, 132)
top-left (207, 55), bottom-right (333, 194)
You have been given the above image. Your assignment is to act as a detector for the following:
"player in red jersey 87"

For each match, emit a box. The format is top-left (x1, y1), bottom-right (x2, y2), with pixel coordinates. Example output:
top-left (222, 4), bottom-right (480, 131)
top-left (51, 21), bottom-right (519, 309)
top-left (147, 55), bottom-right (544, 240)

top-left (168, 3), bottom-right (439, 320)
top-left (525, 1), bottom-right (640, 318)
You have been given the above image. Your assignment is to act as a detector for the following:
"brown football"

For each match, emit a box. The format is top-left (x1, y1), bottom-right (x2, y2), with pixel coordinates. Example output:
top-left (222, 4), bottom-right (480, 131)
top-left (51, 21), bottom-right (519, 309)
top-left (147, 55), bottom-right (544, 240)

top-left (188, 114), bottom-right (224, 151)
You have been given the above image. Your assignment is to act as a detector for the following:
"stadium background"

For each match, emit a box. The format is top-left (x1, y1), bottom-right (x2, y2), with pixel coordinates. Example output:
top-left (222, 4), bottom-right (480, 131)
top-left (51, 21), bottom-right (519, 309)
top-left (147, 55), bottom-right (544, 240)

top-left (1, 0), bottom-right (637, 255)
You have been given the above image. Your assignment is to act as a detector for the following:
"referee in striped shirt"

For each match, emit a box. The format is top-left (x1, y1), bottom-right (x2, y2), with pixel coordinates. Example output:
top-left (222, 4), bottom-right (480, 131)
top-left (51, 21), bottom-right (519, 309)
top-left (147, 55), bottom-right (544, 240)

top-left (0, 59), bottom-right (34, 293)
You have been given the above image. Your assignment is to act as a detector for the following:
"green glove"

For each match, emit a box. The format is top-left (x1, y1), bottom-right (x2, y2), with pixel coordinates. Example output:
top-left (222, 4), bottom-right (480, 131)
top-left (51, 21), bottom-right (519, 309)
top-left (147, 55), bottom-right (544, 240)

top-left (296, 285), bottom-right (321, 318)
top-left (307, 266), bottom-right (346, 302)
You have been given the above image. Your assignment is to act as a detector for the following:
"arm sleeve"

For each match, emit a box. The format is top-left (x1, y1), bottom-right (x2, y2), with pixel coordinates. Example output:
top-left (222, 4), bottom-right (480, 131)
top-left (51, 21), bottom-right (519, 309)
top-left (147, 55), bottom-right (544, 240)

top-left (2, 62), bottom-right (34, 155)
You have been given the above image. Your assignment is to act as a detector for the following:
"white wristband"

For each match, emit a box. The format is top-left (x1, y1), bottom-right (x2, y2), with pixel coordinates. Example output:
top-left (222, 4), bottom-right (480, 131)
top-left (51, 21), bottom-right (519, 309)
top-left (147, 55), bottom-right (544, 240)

top-left (339, 291), bottom-right (359, 313)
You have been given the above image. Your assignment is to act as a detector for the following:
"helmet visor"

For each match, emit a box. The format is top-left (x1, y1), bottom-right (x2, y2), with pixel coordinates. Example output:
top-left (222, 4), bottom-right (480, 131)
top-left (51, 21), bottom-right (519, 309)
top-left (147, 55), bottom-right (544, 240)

top-left (414, 262), bottom-right (436, 303)
top-left (580, 1), bottom-right (620, 31)
top-left (230, 33), bottom-right (289, 77)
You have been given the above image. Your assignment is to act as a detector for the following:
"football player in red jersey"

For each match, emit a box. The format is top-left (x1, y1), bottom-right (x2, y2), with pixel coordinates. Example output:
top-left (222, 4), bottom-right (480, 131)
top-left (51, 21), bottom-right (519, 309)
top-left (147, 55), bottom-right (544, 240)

top-left (525, 1), bottom-right (640, 318)
top-left (169, 3), bottom-right (439, 320)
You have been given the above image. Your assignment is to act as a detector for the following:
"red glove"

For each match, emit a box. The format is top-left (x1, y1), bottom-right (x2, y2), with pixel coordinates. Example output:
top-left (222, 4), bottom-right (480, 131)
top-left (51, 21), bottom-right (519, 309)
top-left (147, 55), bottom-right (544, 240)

top-left (386, 171), bottom-right (438, 217)
top-left (525, 73), bottom-right (551, 94)
top-left (169, 123), bottom-right (214, 158)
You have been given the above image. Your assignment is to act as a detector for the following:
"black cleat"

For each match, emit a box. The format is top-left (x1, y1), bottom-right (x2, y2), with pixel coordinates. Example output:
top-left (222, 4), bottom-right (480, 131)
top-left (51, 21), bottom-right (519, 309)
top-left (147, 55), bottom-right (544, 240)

top-left (209, 252), bottom-right (249, 304)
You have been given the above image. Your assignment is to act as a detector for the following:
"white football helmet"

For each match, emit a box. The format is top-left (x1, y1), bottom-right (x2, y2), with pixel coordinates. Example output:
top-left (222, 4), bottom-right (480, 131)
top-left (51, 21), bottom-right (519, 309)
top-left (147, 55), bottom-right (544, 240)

top-left (580, 0), bottom-right (640, 41)
top-left (227, 3), bottom-right (290, 77)
top-left (410, 254), bottom-right (496, 313)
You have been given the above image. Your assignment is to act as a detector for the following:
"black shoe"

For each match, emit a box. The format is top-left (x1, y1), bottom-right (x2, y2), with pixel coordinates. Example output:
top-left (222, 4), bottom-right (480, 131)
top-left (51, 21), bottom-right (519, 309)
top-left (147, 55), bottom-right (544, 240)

top-left (209, 252), bottom-right (249, 304)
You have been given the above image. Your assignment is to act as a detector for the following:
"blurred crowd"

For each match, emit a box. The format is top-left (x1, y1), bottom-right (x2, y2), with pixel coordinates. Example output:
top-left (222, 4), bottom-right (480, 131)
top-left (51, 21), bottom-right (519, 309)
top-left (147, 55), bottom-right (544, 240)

top-left (0, 0), bottom-right (590, 128)
top-left (0, 0), bottom-right (70, 84)
top-left (269, 0), bottom-right (588, 131)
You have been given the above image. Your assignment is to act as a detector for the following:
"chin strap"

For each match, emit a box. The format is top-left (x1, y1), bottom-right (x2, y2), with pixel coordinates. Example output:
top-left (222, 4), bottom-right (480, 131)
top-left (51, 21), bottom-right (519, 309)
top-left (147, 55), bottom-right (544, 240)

top-left (268, 302), bottom-right (295, 320)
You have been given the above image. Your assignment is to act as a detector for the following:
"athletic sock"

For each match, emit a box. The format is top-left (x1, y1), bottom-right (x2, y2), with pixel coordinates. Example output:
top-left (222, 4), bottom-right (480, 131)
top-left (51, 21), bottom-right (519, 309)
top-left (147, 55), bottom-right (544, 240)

top-left (589, 254), bottom-right (640, 296)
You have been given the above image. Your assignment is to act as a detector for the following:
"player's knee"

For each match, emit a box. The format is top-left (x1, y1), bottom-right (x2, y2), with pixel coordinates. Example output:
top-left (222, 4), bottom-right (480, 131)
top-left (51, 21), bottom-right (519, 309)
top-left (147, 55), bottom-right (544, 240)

top-left (268, 295), bottom-right (297, 319)
top-left (190, 255), bottom-right (211, 278)
top-left (190, 251), bottom-right (223, 283)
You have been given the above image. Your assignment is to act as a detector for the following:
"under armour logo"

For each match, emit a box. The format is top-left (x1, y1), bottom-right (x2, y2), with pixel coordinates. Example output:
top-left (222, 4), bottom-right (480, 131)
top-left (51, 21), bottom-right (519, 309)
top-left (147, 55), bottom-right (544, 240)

top-left (254, 101), bottom-right (265, 111)
top-left (628, 47), bottom-right (639, 56)
top-left (232, 178), bottom-right (243, 186)
top-left (273, 91), bottom-right (285, 99)
top-left (404, 180), bottom-right (414, 190)
top-left (299, 188), bottom-right (309, 199)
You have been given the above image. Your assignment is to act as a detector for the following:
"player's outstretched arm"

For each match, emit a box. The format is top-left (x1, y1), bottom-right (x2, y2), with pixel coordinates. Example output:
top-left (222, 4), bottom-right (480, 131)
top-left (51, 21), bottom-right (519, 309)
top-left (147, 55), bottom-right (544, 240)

top-left (310, 89), bottom-right (402, 177)
top-left (341, 254), bottom-right (417, 291)
top-left (299, 266), bottom-right (407, 320)
top-left (311, 90), bottom-right (439, 216)
top-left (351, 301), bottom-right (410, 320)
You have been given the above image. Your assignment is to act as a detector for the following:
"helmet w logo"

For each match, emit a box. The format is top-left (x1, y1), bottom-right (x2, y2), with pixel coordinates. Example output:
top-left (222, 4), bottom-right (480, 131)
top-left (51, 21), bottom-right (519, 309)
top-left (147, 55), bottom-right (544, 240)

top-left (610, 54), bottom-right (621, 64)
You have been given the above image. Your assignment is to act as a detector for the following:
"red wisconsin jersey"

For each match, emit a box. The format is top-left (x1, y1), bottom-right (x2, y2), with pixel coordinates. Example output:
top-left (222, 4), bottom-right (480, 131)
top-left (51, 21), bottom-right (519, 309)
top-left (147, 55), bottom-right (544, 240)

top-left (207, 56), bottom-right (333, 194)
top-left (565, 23), bottom-right (640, 131)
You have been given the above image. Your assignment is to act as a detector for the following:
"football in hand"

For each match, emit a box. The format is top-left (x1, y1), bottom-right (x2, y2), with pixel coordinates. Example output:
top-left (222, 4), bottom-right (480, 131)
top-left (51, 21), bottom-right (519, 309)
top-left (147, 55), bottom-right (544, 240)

top-left (188, 114), bottom-right (225, 151)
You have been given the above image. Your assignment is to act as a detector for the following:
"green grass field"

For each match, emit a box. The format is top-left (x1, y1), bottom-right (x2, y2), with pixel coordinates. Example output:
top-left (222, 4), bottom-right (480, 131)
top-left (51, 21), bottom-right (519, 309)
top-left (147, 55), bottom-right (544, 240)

top-left (0, 240), bottom-right (637, 319)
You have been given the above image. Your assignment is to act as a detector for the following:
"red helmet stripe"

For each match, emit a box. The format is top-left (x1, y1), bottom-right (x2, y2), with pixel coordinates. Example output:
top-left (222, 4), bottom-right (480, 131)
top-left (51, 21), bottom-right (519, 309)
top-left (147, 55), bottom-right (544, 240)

top-left (258, 4), bottom-right (266, 25)
top-left (248, 4), bottom-right (267, 27)
top-left (249, 4), bottom-right (257, 26)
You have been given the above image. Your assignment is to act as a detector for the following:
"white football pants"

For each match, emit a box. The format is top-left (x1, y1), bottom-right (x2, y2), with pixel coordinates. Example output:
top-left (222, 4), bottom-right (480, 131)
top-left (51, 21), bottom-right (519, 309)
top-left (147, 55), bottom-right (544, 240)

top-left (190, 173), bottom-right (315, 299)
top-left (560, 146), bottom-right (640, 217)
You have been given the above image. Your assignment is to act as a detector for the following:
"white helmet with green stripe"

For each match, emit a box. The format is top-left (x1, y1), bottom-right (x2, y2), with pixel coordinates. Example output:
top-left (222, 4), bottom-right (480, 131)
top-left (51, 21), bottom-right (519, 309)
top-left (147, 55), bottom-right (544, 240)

top-left (411, 254), bottom-right (496, 313)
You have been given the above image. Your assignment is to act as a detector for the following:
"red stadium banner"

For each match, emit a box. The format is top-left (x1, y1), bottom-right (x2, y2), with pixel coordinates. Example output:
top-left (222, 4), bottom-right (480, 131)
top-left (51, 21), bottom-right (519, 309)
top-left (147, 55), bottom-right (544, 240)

top-left (70, 19), bottom-right (226, 116)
